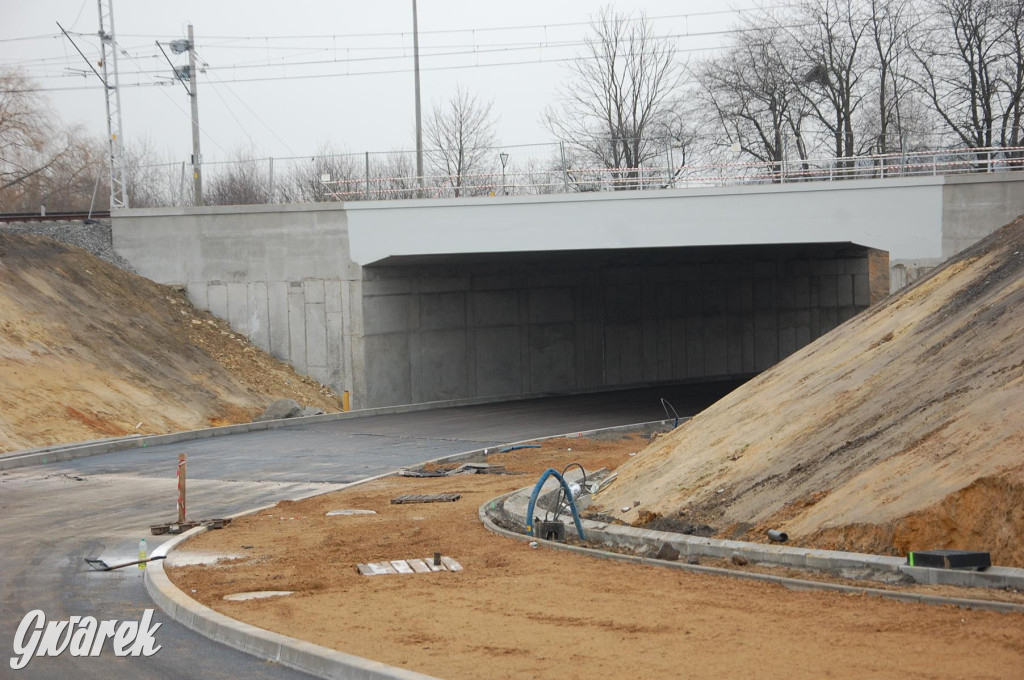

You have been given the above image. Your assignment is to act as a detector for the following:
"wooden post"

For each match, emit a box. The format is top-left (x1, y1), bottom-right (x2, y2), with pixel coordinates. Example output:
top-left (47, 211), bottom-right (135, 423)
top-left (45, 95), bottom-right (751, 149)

top-left (177, 453), bottom-right (187, 523)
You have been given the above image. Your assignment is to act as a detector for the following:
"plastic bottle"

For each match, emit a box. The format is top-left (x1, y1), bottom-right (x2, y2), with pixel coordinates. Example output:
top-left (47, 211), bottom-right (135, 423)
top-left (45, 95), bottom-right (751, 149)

top-left (138, 538), bottom-right (147, 571)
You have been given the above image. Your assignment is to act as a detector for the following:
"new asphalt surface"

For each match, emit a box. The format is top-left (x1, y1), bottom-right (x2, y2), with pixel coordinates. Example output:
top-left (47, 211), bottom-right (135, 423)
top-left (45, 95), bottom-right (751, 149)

top-left (0, 382), bottom-right (740, 679)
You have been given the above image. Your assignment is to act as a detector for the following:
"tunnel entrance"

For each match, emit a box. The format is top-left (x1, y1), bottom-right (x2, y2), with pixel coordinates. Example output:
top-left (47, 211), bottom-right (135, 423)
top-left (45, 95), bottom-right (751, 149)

top-left (356, 243), bottom-right (888, 407)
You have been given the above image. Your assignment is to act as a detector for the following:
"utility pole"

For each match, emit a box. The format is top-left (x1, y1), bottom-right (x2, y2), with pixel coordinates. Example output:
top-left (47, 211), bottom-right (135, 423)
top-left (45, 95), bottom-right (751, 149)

top-left (412, 0), bottom-right (423, 197)
top-left (158, 26), bottom-right (202, 205)
top-left (187, 24), bottom-right (203, 206)
top-left (96, 0), bottom-right (127, 208)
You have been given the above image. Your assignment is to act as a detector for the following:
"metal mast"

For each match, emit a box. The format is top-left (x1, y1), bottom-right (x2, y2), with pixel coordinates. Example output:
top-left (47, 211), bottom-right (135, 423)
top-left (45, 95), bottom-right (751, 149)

top-left (97, 0), bottom-right (128, 209)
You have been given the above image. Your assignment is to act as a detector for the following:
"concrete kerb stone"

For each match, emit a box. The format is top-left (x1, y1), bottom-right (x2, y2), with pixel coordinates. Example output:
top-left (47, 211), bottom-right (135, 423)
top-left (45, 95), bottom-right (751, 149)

top-left (147, 540), bottom-right (435, 680)
top-left (493, 485), bottom-right (1024, 594)
top-left (479, 492), bottom-right (1024, 615)
top-left (143, 418), bottom-right (676, 680)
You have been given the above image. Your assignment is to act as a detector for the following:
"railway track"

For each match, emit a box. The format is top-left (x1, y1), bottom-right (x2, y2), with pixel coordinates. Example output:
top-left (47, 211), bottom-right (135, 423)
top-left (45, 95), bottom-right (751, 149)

top-left (0, 211), bottom-right (110, 223)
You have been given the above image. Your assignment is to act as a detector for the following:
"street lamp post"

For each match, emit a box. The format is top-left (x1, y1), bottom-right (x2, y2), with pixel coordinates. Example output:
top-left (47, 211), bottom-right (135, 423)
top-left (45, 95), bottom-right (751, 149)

top-left (499, 152), bottom-right (510, 196)
top-left (413, 0), bottom-right (423, 197)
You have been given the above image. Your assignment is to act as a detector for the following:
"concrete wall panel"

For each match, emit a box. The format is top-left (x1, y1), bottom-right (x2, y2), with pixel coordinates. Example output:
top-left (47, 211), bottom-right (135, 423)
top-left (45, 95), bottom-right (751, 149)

top-left (754, 311), bottom-right (779, 371)
top-left (685, 317), bottom-right (705, 377)
top-left (226, 283), bottom-right (248, 334)
top-left (529, 288), bottom-right (575, 324)
top-left (420, 292), bottom-right (466, 330)
top-left (363, 295), bottom-right (410, 335)
top-left (305, 302), bottom-right (328, 377)
top-left (287, 284), bottom-right (307, 374)
top-left (417, 329), bottom-right (469, 401)
top-left (364, 334), bottom-right (410, 406)
top-left (326, 311), bottom-right (346, 389)
top-left (704, 315), bottom-right (728, 376)
top-left (617, 324), bottom-right (644, 385)
top-left (473, 290), bottom-right (518, 327)
top-left (246, 281), bottom-right (271, 352)
top-left (528, 322), bottom-right (576, 393)
top-left (474, 327), bottom-right (522, 397)
top-left (267, 281), bottom-right (290, 360)
top-left (207, 283), bottom-right (228, 320)
top-left (186, 282), bottom-right (209, 311)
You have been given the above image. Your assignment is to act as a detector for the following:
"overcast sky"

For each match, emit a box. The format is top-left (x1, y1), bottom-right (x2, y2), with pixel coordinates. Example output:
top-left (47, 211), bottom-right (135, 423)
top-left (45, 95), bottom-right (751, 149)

top-left (3, 1), bottom-right (762, 165)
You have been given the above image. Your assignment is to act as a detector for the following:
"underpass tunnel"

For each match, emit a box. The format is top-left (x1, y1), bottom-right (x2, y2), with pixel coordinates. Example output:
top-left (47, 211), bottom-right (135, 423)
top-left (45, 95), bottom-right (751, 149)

top-left (355, 243), bottom-right (889, 407)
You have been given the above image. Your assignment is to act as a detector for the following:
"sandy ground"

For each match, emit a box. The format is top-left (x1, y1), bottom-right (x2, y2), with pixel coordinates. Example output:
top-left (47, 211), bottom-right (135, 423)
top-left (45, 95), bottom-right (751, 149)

top-left (596, 218), bottom-right (1024, 566)
top-left (169, 436), bottom-right (1024, 680)
top-left (0, 233), bottom-right (341, 453)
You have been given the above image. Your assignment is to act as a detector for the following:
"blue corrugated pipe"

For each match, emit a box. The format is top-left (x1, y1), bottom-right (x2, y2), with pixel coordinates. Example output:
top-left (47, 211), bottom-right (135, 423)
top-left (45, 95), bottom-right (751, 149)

top-left (525, 467), bottom-right (586, 541)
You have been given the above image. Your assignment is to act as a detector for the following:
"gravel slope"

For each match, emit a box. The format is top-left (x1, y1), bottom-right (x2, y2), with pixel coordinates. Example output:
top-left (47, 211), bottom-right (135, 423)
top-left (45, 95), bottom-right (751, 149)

top-left (595, 216), bottom-right (1024, 566)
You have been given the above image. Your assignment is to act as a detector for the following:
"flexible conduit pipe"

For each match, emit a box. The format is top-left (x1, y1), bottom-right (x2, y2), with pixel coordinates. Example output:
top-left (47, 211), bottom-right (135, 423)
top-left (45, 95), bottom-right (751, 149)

top-left (525, 468), bottom-right (586, 540)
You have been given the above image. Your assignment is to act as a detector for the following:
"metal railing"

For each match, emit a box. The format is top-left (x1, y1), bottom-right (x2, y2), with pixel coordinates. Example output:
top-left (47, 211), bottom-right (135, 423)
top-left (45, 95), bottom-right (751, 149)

top-left (128, 144), bottom-right (1024, 208)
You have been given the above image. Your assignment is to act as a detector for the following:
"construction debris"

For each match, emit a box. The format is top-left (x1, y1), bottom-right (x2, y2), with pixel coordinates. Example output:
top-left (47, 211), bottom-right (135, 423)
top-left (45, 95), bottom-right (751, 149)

top-left (357, 556), bottom-right (463, 576)
top-left (223, 590), bottom-right (293, 601)
top-left (150, 517), bottom-right (232, 535)
top-left (390, 493), bottom-right (462, 505)
top-left (399, 462), bottom-right (507, 478)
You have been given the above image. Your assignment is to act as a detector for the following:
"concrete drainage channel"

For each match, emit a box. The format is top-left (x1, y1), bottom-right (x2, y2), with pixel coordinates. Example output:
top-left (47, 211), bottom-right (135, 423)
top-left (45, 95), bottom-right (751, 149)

top-left (481, 485), bottom-right (1024, 614)
top-left (143, 419), bottom-right (677, 680)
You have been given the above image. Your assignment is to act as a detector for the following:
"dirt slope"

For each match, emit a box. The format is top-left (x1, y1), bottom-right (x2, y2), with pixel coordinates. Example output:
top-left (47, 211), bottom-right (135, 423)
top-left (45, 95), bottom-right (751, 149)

top-left (595, 217), bottom-right (1024, 566)
top-left (0, 233), bottom-right (341, 453)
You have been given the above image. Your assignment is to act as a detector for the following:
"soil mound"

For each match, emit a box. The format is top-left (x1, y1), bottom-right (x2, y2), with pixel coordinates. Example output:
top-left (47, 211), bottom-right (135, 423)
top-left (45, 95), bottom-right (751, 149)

top-left (595, 216), bottom-right (1024, 565)
top-left (0, 233), bottom-right (341, 453)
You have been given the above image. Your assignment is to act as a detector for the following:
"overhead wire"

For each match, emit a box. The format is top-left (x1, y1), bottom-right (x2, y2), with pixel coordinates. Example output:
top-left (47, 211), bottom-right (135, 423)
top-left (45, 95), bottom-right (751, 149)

top-left (2, 2), bottom-right (794, 72)
top-left (194, 47), bottom-right (298, 156)
top-left (93, 5), bottom-right (797, 41)
top-left (115, 42), bottom-right (231, 157)
top-left (5, 22), bottom-right (808, 94)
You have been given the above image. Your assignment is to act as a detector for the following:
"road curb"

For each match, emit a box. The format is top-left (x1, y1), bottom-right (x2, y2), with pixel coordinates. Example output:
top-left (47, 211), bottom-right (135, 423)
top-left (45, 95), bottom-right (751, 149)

top-left (0, 378), bottom-right (710, 471)
top-left (144, 419), bottom-right (676, 679)
top-left (480, 493), bottom-right (1024, 614)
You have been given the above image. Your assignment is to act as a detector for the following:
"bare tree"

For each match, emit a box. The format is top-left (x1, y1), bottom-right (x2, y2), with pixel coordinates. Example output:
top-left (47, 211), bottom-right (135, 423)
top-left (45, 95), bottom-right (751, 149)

top-left (42, 139), bottom-right (107, 211)
top-left (865, 0), bottom-right (919, 154)
top-left (122, 137), bottom-right (184, 208)
top-left (371, 152), bottom-right (419, 200)
top-left (424, 87), bottom-right (498, 197)
top-left (783, 0), bottom-right (872, 169)
top-left (0, 70), bottom-right (79, 202)
top-left (909, 0), bottom-right (1024, 159)
top-left (692, 22), bottom-right (806, 179)
top-left (204, 146), bottom-right (272, 206)
top-left (284, 143), bottom-right (362, 202)
top-left (544, 7), bottom-right (685, 188)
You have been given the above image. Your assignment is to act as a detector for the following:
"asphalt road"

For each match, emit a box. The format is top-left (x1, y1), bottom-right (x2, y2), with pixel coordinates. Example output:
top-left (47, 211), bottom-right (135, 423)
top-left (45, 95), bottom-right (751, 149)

top-left (0, 382), bottom-right (741, 679)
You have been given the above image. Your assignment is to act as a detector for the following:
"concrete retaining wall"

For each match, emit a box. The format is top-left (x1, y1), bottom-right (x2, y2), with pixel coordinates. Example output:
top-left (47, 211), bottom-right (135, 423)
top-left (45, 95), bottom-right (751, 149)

top-left (113, 204), bottom-right (360, 391)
